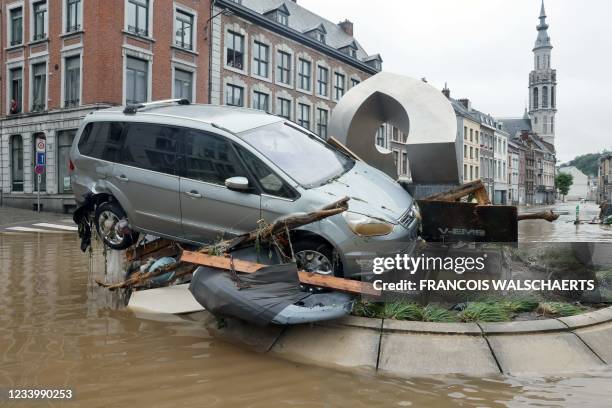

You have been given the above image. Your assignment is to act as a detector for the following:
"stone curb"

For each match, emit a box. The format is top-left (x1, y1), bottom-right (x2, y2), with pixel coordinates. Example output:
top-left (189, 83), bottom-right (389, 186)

top-left (330, 306), bottom-right (612, 335)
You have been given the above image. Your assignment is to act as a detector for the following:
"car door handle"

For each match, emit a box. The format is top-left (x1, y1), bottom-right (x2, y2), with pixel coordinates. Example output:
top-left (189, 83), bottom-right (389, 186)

top-left (185, 190), bottom-right (202, 198)
top-left (116, 175), bottom-right (129, 182)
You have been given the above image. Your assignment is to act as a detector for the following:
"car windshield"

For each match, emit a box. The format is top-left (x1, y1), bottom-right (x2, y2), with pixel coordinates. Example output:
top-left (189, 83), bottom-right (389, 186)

top-left (239, 122), bottom-right (354, 188)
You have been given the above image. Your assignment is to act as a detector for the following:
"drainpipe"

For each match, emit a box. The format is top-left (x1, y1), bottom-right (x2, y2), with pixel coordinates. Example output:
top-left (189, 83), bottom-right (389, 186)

top-left (207, 0), bottom-right (216, 104)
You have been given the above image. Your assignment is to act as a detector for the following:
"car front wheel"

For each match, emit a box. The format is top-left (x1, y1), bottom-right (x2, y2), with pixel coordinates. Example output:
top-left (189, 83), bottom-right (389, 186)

top-left (293, 239), bottom-right (341, 277)
top-left (94, 202), bottom-right (139, 250)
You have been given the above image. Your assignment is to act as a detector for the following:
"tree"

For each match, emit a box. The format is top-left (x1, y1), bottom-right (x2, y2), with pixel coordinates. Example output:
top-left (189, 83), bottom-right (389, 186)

top-left (555, 173), bottom-right (573, 202)
top-left (562, 150), bottom-right (611, 177)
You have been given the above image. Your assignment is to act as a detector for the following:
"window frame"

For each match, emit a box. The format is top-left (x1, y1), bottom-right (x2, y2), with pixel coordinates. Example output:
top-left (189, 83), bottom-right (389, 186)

top-left (126, 0), bottom-right (150, 37)
top-left (31, 0), bottom-right (48, 42)
top-left (30, 61), bottom-right (48, 112)
top-left (63, 54), bottom-right (81, 108)
top-left (276, 50), bottom-right (292, 86)
top-left (298, 103), bottom-right (311, 130)
top-left (277, 97), bottom-right (291, 120)
top-left (226, 29), bottom-right (245, 71)
top-left (317, 65), bottom-right (329, 97)
top-left (174, 7), bottom-right (195, 51)
top-left (173, 67), bottom-right (194, 102)
top-left (8, 66), bottom-right (23, 114)
top-left (125, 56), bottom-right (150, 105)
top-left (252, 90), bottom-right (270, 113)
top-left (297, 58), bottom-right (311, 92)
top-left (333, 72), bottom-right (345, 101)
top-left (10, 134), bottom-right (24, 192)
top-left (225, 83), bottom-right (244, 107)
top-left (8, 5), bottom-right (24, 47)
top-left (252, 40), bottom-right (269, 78)
top-left (64, 0), bottom-right (82, 33)
top-left (316, 107), bottom-right (328, 138)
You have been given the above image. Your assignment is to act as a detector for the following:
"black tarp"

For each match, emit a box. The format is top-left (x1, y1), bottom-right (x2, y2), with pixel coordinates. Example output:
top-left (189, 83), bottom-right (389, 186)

top-left (189, 262), bottom-right (311, 326)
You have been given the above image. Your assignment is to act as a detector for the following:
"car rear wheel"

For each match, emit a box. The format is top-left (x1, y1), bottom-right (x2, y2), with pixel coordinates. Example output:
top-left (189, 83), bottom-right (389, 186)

top-left (94, 202), bottom-right (139, 250)
top-left (293, 239), bottom-right (342, 277)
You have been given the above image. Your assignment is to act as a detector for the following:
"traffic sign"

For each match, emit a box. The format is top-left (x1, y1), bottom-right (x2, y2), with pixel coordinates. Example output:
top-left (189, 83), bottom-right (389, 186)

top-left (36, 138), bottom-right (46, 152)
top-left (35, 165), bottom-right (45, 175)
top-left (36, 151), bottom-right (46, 166)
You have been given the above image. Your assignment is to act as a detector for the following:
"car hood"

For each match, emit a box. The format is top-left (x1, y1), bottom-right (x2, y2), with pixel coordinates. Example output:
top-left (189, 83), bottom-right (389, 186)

top-left (310, 161), bottom-right (413, 223)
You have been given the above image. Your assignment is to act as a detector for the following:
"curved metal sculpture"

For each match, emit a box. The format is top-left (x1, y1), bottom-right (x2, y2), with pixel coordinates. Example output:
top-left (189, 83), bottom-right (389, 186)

top-left (328, 72), bottom-right (458, 183)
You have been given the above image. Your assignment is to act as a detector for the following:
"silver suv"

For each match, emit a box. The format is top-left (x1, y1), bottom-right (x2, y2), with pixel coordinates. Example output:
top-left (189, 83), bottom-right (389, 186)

top-left (70, 101), bottom-right (419, 277)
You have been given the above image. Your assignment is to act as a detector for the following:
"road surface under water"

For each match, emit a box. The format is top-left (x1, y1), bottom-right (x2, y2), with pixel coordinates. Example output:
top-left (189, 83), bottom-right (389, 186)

top-left (2, 233), bottom-right (612, 407)
top-left (519, 201), bottom-right (612, 242)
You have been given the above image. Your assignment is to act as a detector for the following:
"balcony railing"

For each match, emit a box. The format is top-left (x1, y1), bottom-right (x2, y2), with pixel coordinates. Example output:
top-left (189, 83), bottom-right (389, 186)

top-left (64, 99), bottom-right (80, 108)
top-left (31, 103), bottom-right (45, 112)
top-left (128, 25), bottom-right (148, 37)
top-left (33, 32), bottom-right (47, 41)
top-left (175, 40), bottom-right (192, 50)
top-left (10, 39), bottom-right (23, 46)
top-left (66, 24), bottom-right (81, 33)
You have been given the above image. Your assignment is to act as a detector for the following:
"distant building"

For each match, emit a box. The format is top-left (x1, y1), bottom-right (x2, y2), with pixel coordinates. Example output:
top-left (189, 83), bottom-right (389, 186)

top-left (449, 97), bottom-right (480, 184)
top-left (507, 139), bottom-right (523, 205)
top-left (558, 166), bottom-right (589, 201)
top-left (493, 124), bottom-right (509, 204)
top-left (599, 154), bottom-right (612, 204)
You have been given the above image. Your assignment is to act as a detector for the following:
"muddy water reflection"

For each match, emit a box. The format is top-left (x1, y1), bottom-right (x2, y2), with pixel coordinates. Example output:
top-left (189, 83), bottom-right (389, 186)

top-left (2, 233), bottom-right (612, 407)
top-left (519, 201), bottom-right (612, 242)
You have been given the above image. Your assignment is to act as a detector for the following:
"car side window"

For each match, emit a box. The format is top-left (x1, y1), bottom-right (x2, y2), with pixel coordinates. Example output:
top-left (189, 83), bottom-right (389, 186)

top-left (179, 129), bottom-right (251, 187)
top-left (117, 123), bottom-right (180, 175)
top-left (78, 121), bottom-right (125, 162)
top-left (235, 145), bottom-right (297, 199)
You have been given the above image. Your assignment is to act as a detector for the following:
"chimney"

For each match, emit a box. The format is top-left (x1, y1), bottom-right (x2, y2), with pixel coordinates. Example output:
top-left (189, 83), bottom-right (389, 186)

top-left (338, 19), bottom-right (353, 36)
top-left (442, 82), bottom-right (450, 98)
top-left (459, 98), bottom-right (471, 111)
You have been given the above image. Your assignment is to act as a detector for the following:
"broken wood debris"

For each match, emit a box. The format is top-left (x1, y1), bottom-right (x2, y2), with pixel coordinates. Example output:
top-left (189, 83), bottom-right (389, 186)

top-left (517, 210), bottom-right (560, 222)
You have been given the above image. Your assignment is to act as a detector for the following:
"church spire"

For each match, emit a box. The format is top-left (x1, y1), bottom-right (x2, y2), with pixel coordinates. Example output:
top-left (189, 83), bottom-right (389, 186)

top-left (534, 0), bottom-right (552, 50)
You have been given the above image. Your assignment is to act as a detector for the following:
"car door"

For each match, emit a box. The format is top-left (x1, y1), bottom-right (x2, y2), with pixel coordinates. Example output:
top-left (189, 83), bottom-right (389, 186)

top-left (178, 129), bottom-right (261, 243)
top-left (111, 122), bottom-right (183, 238)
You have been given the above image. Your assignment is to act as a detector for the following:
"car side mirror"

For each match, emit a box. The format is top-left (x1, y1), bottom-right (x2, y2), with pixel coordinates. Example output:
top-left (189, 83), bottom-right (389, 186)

top-left (225, 176), bottom-right (250, 191)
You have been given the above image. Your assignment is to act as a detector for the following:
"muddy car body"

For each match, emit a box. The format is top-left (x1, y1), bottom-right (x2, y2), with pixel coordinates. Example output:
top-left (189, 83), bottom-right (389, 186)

top-left (70, 101), bottom-right (419, 277)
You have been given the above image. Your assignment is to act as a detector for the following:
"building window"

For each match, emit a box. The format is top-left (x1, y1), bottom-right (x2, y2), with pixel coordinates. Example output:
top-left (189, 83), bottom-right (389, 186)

top-left (9, 67), bottom-right (23, 114)
top-left (276, 11), bottom-right (288, 26)
top-left (316, 31), bottom-right (325, 43)
top-left (252, 91), bottom-right (269, 112)
top-left (253, 41), bottom-right (269, 77)
top-left (10, 7), bottom-right (23, 46)
top-left (127, 0), bottom-right (149, 36)
top-left (31, 63), bottom-right (47, 112)
top-left (32, 133), bottom-right (46, 192)
top-left (58, 130), bottom-right (76, 194)
top-left (317, 66), bottom-right (328, 96)
top-left (226, 30), bottom-right (244, 69)
top-left (351, 78), bottom-right (360, 87)
top-left (64, 56), bottom-right (80, 108)
top-left (11, 135), bottom-right (24, 192)
top-left (402, 152), bottom-right (408, 176)
top-left (225, 84), bottom-right (244, 106)
top-left (464, 164), bottom-right (467, 181)
top-left (277, 50), bottom-right (291, 85)
top-left (376, 126), bottom-right (385, 148)
top-left (551, 116), bottom-right (554, 133)
top-left (277, 97), bottom-right (291, 119)
top-left (126, 57), bottom-right (148, 104)
top-left (66, 0), bottom-right (82, 32)
top-left (33, 1), bottom-right (47, 41)
top-left (334, 72), bottom-right (345, 100)
top-left (464, 145), bottom-right (467, 158)
top-left (298, 59), bottom-right (311, 91)
top-left (542, 86), bottom-right (548, 108)
top-left (533, 87), bottom-right (539, 109)
top-left (175, 9), bottom-right (193, 50)
top-left (551, 86), bottom-right (555, 108)
top-left (316, 108), bottom-right (328, 138)
top-left (174, 69), bottom-right (193, 101)
top-left (298, 103), bottom-right (310, 130)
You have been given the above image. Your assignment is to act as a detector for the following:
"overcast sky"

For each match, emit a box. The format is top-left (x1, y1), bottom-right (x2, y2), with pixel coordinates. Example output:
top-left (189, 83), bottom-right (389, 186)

top-left (300, 0), bottom-right (612, 163)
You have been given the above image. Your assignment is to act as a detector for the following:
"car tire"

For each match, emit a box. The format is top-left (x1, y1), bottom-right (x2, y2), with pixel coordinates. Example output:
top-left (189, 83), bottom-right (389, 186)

top-left (293, 239), bottom-right (342, 277)
top-left (94, 201), bottom-right (139, 250)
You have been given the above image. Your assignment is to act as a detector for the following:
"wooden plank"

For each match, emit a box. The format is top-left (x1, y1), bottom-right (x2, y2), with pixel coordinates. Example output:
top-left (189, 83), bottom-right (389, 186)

top-left (328, 136), bottom-right (364, 161)
top-left (181, 251), bottom-right (264, 273)
top-left (297, 271), bottom-right (381, 297)
top-left (180, 250), bottom-right (380, 296)
top-left (127, 238), bottom-right (174, 262)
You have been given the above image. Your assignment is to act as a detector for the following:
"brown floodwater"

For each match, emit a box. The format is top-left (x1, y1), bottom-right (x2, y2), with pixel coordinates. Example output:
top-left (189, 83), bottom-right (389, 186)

top-left (519, 201), bottom-right (612, 242)
top-left (2, 232), bottom-right (612, 408)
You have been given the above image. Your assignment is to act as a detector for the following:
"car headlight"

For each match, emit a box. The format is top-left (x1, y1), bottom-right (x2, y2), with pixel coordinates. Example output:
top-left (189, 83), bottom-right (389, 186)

top-left (342, 212), bottom-right (395, 237)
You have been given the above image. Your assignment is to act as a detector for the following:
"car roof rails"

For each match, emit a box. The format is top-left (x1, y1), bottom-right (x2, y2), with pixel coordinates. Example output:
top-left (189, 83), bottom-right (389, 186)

top-left (123, 98), bottom-right (190, 114)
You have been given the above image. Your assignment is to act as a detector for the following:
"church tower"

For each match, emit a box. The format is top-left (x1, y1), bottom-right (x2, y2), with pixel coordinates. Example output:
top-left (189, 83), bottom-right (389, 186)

top-left (529, 0), bottom-right (557, 145)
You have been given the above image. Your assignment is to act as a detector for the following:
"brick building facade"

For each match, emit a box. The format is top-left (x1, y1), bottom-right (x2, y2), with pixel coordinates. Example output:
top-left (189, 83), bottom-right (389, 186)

top-left (1, 0), bottom-right (210, 211)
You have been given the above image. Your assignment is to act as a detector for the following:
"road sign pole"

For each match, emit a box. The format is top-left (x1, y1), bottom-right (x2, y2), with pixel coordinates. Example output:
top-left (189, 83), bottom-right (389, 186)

top-left (37, 174), bottom-right (41, 213)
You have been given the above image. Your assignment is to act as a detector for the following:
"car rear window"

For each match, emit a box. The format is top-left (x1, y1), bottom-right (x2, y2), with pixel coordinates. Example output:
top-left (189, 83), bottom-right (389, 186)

top-left (77, 121), bottom-right (125, 162)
